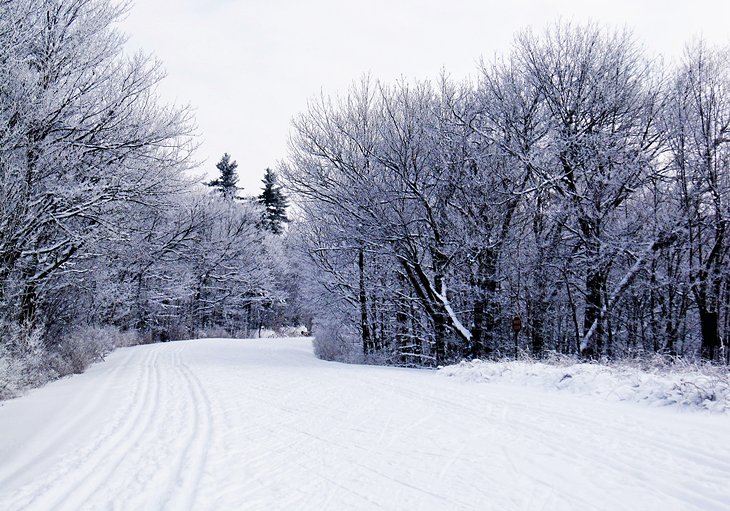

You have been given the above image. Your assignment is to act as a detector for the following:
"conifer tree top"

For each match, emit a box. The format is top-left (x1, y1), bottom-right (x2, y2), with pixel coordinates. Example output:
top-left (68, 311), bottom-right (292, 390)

top-left (258, 168), bottom-right (289, 234)
top-left (207, 153), bottom-right (240, 200)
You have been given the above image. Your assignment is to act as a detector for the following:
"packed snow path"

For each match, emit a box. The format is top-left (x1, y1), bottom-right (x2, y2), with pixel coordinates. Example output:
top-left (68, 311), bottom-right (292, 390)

top-left (0, 339), bottom-right (728, 510)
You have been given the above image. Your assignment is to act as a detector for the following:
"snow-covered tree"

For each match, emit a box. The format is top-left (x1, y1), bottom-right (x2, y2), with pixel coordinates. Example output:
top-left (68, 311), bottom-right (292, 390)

top-left (0, 0), bottom-right (293, 394)
top-left (258, 168), bottom-right (289, 234)
top-left (663, 41), bottom-right (730, 361)
top-left (513, 24), bottom-right (666, 358)
top-left (284, 23), bottom-right (730, 365)
top-left (0, 0), bottom-right (194, 336)
top-left (207, 153), bottom-right (241, 200)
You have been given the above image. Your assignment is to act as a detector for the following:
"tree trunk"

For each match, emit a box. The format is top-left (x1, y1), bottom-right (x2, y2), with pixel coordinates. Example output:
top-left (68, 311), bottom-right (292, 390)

top-left (582, 269), bottom-right (605, 359)
top-left (471, 249), bottom-right (498, 359)
top-left (396, 255), bottom-right (471, 364)
top-left (432, 272), bottom-right (446, 364)
top-left (19, 279), bottom-right (37, 326)
top-left (698, 307), bottom-right (721, 361)
top-left (358, 249), bottom-right (372, 356)
top-left (530, 306), bottom-right (545, 357)
top-left (395, 273), bottom-right (411, 364)
top-left (471, 298), bottom-right (485, 359)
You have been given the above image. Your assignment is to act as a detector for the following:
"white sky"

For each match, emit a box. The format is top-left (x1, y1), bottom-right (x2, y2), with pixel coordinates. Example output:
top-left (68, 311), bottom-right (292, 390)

top-left (121, 0), bottom-right (730, 195)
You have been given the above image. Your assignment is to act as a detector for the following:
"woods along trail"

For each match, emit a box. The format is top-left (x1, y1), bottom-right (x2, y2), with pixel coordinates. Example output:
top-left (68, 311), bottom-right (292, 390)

top-left (0, 338), bottom-right (728, 510)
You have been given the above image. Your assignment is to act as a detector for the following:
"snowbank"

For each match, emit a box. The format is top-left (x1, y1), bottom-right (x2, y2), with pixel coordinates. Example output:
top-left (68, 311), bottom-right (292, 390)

top-left (440, 357), bottom-right (730, 413)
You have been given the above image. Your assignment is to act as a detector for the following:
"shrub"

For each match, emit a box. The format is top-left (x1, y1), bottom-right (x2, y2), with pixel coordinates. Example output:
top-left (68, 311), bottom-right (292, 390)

top-left (0, 324), bottom-right (140, 400)
top-left (311, 320), bottom-right (355, 362)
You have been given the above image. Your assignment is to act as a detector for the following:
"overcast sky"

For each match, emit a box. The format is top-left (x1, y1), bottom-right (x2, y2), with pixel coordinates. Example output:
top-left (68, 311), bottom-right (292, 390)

top-left (121, 0), bottom-right (730, 195)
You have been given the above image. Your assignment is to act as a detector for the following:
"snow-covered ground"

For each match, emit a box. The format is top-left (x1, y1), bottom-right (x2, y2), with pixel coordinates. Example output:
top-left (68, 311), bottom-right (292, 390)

top-left (0, 339), bottom-right (728, 510)
top-left (441, 358), bottom-right (730, 413)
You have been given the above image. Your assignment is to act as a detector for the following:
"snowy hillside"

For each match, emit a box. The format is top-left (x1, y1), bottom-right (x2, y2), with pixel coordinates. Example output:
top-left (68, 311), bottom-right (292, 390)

top-left (1, 338), bottom-right (729, 510)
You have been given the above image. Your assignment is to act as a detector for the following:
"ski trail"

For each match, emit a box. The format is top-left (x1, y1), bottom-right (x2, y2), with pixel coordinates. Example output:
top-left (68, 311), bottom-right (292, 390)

top-left (60, 344), bottom-right (171, 511)
top-left (0, 338), bottom-right (728, 510)
top-left (162, 348), bottom-right (213, 511)
top-left (0, 346), bottom-right (137, 490)
top-left (2, 346), bottom-right (160, 510)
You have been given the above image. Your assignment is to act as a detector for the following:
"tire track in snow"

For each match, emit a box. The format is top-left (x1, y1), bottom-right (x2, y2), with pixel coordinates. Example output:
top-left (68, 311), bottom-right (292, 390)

top-left (5, 345), bottom-right (161, 511)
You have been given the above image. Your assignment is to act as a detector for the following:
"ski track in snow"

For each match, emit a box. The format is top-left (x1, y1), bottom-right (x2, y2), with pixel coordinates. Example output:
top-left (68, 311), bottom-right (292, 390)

top-left (0, 338), bottom-right (728, 510)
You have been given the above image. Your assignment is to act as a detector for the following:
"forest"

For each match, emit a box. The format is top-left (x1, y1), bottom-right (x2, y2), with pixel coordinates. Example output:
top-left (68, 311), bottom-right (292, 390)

top-left (0, 0), bottom-right (297, 397)
top-left (1, 0), bottom-right (728, 398)
top-left (283, 26), bottom-right (730, 367)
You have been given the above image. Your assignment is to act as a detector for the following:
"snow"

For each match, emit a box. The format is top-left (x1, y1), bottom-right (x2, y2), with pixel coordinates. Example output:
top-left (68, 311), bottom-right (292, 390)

top-left (0, 338), bottom-right (729, 510)
top-left (441, 358), bottom-right (730, 413)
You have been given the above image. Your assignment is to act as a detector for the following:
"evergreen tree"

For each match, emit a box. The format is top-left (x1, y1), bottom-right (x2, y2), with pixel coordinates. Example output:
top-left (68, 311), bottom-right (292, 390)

top-left (258, 168), bottom-right (289, 234)
top-left (207, 153), bottom-right (240, 200)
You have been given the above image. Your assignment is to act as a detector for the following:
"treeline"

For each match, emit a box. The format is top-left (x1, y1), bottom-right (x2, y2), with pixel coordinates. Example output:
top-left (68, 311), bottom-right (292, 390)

top-left (283, 23), bottom-right (730, 366)
top-left (0, 0), bottom-right (293, 397)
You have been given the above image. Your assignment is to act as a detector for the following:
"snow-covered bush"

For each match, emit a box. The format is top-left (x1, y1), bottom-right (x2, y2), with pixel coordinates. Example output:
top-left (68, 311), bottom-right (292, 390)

top-left (0, 323), bottom-right (58, 399)
top-left (254, 326), bottom-right (309, 339)
top-left (0, 325), bottom-right (139, 400)
top-left (275, 325), bottom-right (310, 338)
top-left (311, 320), bottom-right (354, 362)
top-left (52, 326), bottom-right (139, 375)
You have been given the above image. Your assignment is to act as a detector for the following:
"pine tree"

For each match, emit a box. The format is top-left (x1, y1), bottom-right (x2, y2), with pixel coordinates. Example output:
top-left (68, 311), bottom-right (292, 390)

top-left (207, 153), bottom-right (240, 200)
top-left (258, 168), bottom-right (289, 234)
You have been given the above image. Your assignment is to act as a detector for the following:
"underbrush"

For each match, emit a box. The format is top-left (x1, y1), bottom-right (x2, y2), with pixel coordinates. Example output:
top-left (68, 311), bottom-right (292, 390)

top-left (311, 320), bottom-right (355, 362)
top-left (194, 325), bottom-right (310, 340)
top-left (441, 353), bottom-right (730, 413)
top-left (1, 325), bottom-right (139, 401)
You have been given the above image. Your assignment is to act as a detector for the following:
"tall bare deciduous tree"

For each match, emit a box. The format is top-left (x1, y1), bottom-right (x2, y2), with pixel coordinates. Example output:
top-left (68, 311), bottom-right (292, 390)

top-left (665, 41), bottom-right (730, 361)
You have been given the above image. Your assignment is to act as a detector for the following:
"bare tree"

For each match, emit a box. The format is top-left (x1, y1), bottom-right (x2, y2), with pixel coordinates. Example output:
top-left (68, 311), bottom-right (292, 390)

top-left (0, 0), bottom-right (195, 337)
top-left (664, 41), bottom-right (730, 361)
top-left (514, 23), bottom-right (665, 358)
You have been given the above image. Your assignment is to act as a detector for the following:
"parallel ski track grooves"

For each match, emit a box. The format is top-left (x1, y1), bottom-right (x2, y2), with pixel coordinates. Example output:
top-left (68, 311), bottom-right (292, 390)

top-left (63, 344), bottom-right (169, 510)
top-left (162, 347), bottom-right (213, 510)
top-left (10, 346), bottom-right (161, 511)
top-left (3, 344), bottom-right (216, 511)
top-left (0, 347), bottom-right (137, 490)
